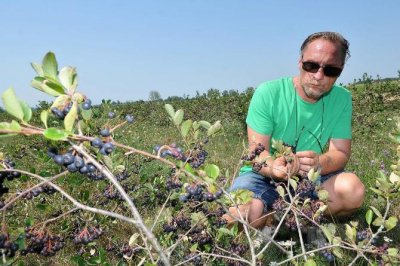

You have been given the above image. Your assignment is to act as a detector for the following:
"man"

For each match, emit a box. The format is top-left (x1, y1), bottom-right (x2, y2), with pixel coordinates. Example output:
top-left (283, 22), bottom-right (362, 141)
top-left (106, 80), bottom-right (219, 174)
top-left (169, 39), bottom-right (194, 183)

top-left (223, 32), bottom-right (365, 229)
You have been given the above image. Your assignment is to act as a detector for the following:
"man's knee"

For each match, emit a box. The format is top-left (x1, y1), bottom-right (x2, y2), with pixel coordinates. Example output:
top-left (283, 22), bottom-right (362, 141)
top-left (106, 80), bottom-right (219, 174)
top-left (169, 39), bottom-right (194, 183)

top-left (335, 173), bottom-right (365, 208)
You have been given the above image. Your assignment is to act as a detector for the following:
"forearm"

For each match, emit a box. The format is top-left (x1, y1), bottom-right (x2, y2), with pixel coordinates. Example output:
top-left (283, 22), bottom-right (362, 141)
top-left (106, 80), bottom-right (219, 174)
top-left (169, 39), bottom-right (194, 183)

top-left (318, 150), bottom-right (349, 175)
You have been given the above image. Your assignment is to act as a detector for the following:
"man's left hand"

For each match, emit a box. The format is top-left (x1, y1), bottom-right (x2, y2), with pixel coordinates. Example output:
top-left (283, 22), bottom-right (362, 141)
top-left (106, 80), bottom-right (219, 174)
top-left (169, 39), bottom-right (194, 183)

top-left (295, 151), bottom-right (320, 177)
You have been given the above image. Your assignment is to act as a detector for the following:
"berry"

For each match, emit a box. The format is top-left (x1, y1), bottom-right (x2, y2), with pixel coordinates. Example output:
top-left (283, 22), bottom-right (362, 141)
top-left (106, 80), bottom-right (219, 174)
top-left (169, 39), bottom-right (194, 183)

top-left (91, 138), bottom-right (103, 148)
top-left (50, 107), bottom-right (65, 119)
top-left (100, 128), bottom-right (111, 137)
top-left (74, 156), bottom-right (85, 168)
top-left (63, 153), bottom-right (75, 165)
top-left (125, 114), bottom-right (134, 123)
top-left (108, 111), bottom-right (115, 118)
top-left (53, 155), bottom-right (64, 165)
top-left (100, 142), bottom-right (114, 155)
top-left (82, 99), bottom-right (92, 110)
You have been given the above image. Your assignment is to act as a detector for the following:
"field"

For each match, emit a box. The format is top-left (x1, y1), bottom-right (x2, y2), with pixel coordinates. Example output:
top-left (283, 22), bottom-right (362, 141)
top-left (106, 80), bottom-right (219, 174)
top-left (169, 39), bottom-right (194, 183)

top-left (0, 76), bottom-right (399, 265)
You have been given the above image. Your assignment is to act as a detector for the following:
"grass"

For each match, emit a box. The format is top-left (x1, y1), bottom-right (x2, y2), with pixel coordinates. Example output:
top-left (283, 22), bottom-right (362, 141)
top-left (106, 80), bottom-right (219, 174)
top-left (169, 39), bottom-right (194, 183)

top-left (0, 78), bottom-right (399, 265)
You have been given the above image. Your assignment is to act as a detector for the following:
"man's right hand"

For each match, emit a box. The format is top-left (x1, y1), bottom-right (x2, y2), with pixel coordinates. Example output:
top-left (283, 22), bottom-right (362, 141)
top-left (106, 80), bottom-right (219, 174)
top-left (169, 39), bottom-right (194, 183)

top-left (269, 154), bottom-right (299, 181)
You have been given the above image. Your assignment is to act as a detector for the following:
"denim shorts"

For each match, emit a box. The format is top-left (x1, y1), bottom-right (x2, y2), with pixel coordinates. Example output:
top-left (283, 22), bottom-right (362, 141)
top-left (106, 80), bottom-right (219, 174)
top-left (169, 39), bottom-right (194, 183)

top-left (229, 170), bottom-right (343, 213)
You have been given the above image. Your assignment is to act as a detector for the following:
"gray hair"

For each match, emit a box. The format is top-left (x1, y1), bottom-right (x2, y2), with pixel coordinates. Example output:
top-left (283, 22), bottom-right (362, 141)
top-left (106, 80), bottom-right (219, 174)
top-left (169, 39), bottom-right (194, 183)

top-left (300, 32), bottom-right (350, 65)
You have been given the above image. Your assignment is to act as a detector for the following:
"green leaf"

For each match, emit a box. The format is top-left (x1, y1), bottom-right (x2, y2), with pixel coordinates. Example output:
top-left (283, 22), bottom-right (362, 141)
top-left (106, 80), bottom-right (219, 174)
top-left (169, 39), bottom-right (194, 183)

top-left (304, 259), bottom-right (317, 266)
top-left (389, 172), bottom-right (400, 184)
top-left (31, 62), bottom-right (44, 76)
top-left (2, 87), bottom-right (24, 120)
top-left (317, 189), bottom-right (329, 202)
top-left (369, 206), bottom-right (383, 218)
top-left (332, 237), bottom-right (343, 258)
top-left (19, 100), bottom-right (32, 122)
top-left (51, 95), bottom-right (70, 109)
top-left (205, 164), bottom-right (220, 180)
top-left (370, 187), bottom-right (384, 196)
top-left (218, 227), bottom-right (234, 236)
top-left (320, 224), bottom-right (335, 243)
top-left (276, 185), bottom-right (285, 197)
top-left (387, 248), bottom-right (398, 257)
top-left (345, 224), bottom-right (356, 242)
top-left (42, 52), bottom-right (58, 79)
top-left (373, 217), bottom-right (384, 226)
top-left (102, 156), bottom-right (113, 170)
top-left (40, 110), bottom-right (49, 128)
top-left (289, 178), bottom-right (297, 191)
top-left (81, 108), bottom-right (93, 121)
top-left (31, 77), bottom-right (64, 97)
top-left (366, 209), bottom-right (373, 225)
top-left (199, 120), bottom-right (211, 129)
top-left (173, 109), bottom-right (184, 126)
top-left (64, 101), bottom-right (78, 132)
top-left (43, 127), bottom-right (69, 141)
top-left (59, 66), bottom-right (77, 92)
top-left (128, 233), bottom-right (140, 247)
top-left (164, 104), bottom-right (175, 118)
top-left (384, 216), bottom-right (398, 231)
top-left (180, 119), bottom-right (193, 137)
top-left (36, 204), bottom-right (49, 211)
top-left (10, 120), bottom-right (21, 132)
top-left (207, 120), bottom-right (222, 136)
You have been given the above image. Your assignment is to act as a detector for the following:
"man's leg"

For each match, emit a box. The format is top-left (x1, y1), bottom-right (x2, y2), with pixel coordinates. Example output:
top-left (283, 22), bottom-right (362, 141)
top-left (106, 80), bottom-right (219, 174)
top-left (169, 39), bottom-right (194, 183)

top-left (321, 172), bottom-right (365, 216)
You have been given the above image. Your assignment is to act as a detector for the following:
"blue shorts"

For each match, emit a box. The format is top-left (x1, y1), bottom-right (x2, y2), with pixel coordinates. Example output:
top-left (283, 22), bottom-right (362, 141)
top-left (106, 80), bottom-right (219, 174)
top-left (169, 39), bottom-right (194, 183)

top-left (229, 170), bottom-right (343, 213)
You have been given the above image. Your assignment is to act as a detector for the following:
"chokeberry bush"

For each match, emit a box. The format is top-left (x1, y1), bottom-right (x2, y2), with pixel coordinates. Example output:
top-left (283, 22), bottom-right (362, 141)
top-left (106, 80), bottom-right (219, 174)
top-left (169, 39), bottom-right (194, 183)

top-left (0, 52), bottom-right (400, 265)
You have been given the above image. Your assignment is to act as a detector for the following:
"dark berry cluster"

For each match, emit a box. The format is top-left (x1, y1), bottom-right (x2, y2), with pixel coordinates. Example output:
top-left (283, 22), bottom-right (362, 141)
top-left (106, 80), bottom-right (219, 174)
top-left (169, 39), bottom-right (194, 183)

top-left (319, 243), bottom-right (334, 262)
top-left (91, 134), bottom-right (115, 156)
top-left (300, 200), bottom-right (324, 224)
top-left (241, 143), bottom-right (266, 161)
top-left (296, 179), bottom-right (316, 199)
top-left (21, 184), bottom-right (57, 200)
top-left (272, 197), bottom-right (287, 217)
top-left (174, 215), bottom-right (191, 230)
top-left (190, 230), bottom-right (212, 245)
top-left (188, 149), bottom-right (208, 169)
top-left (0, 159), bottom-right (21, 196)
top-left (0, 232), bottom-right (19, 258)
top-left (48, 148), bottom-right (105, 180)
top-left (179, 184), bottom-right (222, 203)
top-left (103, 184), bottom-right (123, 200)
top-left (115, 170), bottom-right (130, 182)
top-left (22, 227), bottom-right (64, 257)
top-left (120, 244), bottom-right (140, 258)
top-left (162, 223), bottom-right (177, 233)
top-left (184, 252), bottom-right (202, 266)
top-left (50, 99), bottom-right (92, 120)
top-left (73, 226), bottom-right (103, 245)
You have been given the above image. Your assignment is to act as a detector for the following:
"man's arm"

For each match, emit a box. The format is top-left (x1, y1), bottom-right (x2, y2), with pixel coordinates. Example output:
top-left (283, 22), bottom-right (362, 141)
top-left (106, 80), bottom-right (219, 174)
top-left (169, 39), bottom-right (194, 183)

top-left (296, 138), bottom-right (351, 176)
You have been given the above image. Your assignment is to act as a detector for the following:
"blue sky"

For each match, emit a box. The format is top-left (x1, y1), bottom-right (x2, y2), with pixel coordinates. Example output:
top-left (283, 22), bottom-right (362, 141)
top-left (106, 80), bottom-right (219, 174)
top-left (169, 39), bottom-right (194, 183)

top-left (1, 1), bottom-right (399, 106)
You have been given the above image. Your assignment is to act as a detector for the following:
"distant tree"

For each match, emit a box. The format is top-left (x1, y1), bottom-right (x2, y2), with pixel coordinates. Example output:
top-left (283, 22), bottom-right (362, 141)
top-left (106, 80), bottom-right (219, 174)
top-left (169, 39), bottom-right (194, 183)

top-left (206, 88), bottom-right (220, 99)
top-left (149, 90), bottom-right (162, 101)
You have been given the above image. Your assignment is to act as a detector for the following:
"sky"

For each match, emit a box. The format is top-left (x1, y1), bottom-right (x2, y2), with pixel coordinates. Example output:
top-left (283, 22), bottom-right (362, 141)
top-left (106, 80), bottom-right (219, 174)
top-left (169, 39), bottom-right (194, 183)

top-left (0, 0), bottom-right (399, 107)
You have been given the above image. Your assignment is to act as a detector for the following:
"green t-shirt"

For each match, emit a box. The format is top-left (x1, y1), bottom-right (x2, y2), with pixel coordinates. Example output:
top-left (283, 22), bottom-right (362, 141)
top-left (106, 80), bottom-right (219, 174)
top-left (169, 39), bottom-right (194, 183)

top-left (241, 77), bottom-right (352, 173)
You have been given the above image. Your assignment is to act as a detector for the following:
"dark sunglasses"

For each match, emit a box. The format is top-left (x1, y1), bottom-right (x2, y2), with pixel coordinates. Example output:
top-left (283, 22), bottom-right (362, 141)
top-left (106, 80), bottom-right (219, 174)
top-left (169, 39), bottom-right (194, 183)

top-left (302, 61), bottom-right (343, 77)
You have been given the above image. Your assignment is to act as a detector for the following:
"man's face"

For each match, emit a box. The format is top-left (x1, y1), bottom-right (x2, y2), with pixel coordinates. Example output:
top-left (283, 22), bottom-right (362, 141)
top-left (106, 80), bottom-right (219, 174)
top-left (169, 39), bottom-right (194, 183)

top-left (297, 39), bottom-right (344, 101)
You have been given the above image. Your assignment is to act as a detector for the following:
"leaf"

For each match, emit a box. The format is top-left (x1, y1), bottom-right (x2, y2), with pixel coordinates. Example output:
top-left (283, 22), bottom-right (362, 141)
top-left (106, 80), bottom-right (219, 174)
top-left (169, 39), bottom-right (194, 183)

top-left (59, 66), bottom-right (77, 92)
top-left (366, 209), bottom-right (373, 225)
top-left (288, 178), bottom-right (297, 191)
top-left (31, 62), bottom-right (44, 76)
top-left (64, 101), bottom-right (78, 132)
top-left (320, 224), bottom-right (335, 243)
top-left (173, 109), bottom-right (184, 126)
top-left (128, 233), bottom-right (140, 247)
top-left (102, 156), bottom-right (113, 170)
top-left (2, 87), bottom-right (24, 120)
top-left (369, 206), bottom-right (383, 218)
top-left (19, 100), bottom-right (32, 122)
top-left (276, 185), bottom-right (285, 197)
top-left (36, 204), bottom-right (49, 211)
top-left (81, 108), bottom-right (93, 120)
top-left (10, 120), bottom-right (21, 132)
top-left (389, 172), bottom-right (400, 184)
top-left (199, 120), bottom-right (211, 129)
top-left (345, 224), bottom-right (356, 242)
top-left (332, 237), bottom-right (343, 258)
top-left (180, 119), bottom-right (193, 137)
top-left (218, 227), bottom-right (234, 236)
top-left (384, 216), bottom-right (398, 231)
top-left (370, 187), bottom-right (384, 196)
top-left (43, 127), bottom-right (69, 141)
top-left (164, 104), bottom-right (175, 118)
top-left (40, 110), bottom-right (49, 128)
top-left (304, 259), bottom-right (317, 266)
top-left (31, 77), bottom-right (63, 97)
top-left (42, 52), bottom-right (58, 79)
top-left (207, 120), bottom-right (222, 136)
top-left (387, 248), bottom-right (398, 257)
top-left (51, 95), bottom-right (70, 109)
top-left (373, 217), bottom-right (384, 227)
top-left (317, 189), bottom-right (329, 202)
top-left (205, 164), bottom-right (220, 180)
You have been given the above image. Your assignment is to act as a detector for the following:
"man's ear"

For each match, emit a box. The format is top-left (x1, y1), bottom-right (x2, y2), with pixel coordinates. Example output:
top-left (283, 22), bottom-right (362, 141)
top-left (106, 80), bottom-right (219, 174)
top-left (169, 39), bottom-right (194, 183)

top-left (297, 56), bottom-right (302, 70)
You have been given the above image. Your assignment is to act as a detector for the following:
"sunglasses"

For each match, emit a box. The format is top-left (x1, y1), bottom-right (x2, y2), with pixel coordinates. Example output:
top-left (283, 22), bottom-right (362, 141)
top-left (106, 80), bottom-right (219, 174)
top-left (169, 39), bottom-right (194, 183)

top-left (302, 61), bottom-right (343, 77)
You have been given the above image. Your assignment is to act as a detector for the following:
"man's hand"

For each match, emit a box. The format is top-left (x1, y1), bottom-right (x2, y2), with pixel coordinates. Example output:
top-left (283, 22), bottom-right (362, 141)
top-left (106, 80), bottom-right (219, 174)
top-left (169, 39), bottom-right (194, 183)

top-left (269, 154), bottom-right (300, 181)
top-left (296, 151), bottom-right (320, 177)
